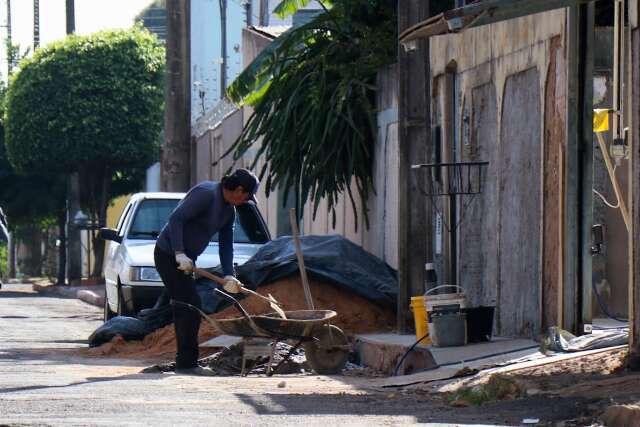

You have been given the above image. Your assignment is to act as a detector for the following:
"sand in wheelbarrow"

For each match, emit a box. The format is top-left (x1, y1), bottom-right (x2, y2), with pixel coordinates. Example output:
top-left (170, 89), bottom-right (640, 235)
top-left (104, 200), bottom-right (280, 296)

top-left (85, 276), bottom-right (395, 359)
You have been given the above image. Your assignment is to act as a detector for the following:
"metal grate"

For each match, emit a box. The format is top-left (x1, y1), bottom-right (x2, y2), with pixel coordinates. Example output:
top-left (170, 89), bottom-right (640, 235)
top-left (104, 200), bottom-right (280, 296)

top-left (411, 161), bottom-right (488, 196)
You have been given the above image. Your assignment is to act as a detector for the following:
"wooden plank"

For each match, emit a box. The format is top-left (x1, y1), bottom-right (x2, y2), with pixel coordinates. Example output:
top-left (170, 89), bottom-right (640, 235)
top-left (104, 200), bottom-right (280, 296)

top-left (498, 68), bottom-right (542, 338)
top-left (558, 145), bottom-right (566, 328)
top-left (629, 27), bottom-right (640, 367)
top-left (290, 208), bottom-right (315, 310)
top-left (385, 122), bottom-right (400, 269)
top-left (564, 5), bottom-right (581, 334)
top-left (543, 36), bottom-right (565, 329)
top-left (459, 83), bottom-right (498, 308)
top-left (579, 4), bottom-right (595, 330)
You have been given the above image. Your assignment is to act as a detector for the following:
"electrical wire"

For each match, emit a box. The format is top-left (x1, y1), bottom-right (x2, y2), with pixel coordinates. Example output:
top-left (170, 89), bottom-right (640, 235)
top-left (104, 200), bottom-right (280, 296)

top-left (593, 188), bottom-right (620, 209)
top-left (593, 165), bottom-right (621, 209)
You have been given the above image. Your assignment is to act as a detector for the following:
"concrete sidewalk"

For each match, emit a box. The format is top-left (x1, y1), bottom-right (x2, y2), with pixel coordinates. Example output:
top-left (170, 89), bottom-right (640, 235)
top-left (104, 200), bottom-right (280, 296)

top-left (353, 333), bottom-right (538, 376)
top-left (32, 281), bottom-right (105, 308)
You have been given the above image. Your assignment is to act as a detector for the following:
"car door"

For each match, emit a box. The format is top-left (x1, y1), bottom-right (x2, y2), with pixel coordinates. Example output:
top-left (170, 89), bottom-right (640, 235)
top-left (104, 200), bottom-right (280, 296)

top-left (104, 200), bottom-right (135, 308)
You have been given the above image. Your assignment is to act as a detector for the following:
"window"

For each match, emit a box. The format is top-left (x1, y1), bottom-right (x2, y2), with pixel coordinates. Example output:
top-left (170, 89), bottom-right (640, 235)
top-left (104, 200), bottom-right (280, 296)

top-left (210, 204), bottom-right (270, 244)
top-left (128, 199), bottom-right (178, 239)
top-left (126, 198), bottom-right (269, 244)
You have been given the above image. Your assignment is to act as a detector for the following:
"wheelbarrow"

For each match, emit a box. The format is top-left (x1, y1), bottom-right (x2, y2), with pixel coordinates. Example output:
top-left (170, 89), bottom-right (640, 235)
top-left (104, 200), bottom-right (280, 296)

top-left (171, 289), bottom-right (350, 376)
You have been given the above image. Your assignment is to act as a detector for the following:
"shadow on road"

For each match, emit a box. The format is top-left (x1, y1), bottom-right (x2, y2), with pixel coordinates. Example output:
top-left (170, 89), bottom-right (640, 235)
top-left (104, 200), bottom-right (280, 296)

top-left (0, 346), bottom-right (159, 367)
top-left (0, 291), bottom-right (42, 299)
top-left (234, 391), bottom-right (593, 424)
top-left (0, 372), bottom-right (166, 395)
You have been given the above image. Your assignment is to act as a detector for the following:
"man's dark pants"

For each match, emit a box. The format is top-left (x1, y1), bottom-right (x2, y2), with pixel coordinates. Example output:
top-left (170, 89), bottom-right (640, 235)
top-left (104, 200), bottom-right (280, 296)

top-left (154, 245), bottom-right (202, 369)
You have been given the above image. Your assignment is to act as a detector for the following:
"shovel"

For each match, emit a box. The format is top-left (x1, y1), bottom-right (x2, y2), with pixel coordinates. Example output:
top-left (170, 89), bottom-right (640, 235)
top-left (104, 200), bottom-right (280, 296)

top-left (193, 267), bottom-right (287, 319)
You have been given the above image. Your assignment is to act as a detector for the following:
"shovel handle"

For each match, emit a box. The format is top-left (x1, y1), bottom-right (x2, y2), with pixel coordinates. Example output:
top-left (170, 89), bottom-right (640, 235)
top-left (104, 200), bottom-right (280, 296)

top-left (193, 267), bottom-right (225, 285)
top-left (239, 286), bottom-right (284, 307)
top-left (193, 267), bottom-right (283, 307)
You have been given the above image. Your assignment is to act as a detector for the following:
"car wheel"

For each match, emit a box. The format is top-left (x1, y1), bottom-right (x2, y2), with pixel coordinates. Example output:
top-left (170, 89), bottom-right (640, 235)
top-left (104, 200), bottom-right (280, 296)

top-left (103, 297), bottom-right (115, 322)
top-left (116, 285), bottom-right (131, 317)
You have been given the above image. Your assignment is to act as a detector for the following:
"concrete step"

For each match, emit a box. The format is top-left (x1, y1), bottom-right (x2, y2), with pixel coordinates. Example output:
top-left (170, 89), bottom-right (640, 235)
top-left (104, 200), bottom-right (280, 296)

top-left (353, 333), bottom-right (538, 376)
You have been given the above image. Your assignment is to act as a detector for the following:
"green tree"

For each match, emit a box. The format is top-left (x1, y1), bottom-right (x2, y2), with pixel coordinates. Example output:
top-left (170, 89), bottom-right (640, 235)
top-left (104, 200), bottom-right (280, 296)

top-left (226, 0), bottom-right (396, 229)
top-left (4, 27), bottom-right (165, 276)
top-left (0, 81), bottom-right (67, 282)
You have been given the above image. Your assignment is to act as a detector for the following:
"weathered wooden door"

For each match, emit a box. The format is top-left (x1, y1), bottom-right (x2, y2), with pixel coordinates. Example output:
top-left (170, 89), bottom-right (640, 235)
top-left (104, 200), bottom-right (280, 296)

top-left (498, 68), bottom-right (542, 337)
top-left (459, 83), bottom-right (499, 309)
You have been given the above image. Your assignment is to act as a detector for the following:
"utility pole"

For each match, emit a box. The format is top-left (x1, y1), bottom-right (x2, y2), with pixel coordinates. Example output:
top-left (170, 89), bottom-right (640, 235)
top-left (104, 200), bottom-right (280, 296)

top-left (6, 0), bottom-right (15, 279)
top-left (161, 0), bottom-right (191, 191)
top-left (259, 0), bottom-right (267, 26)
top-left (6, 0), bottom-right (11, 77)
top-left (219, 0), bottom-right (227, 96)
top-left (66, 0), bottom-right (74, 33)
top-left (628, 0), bottom-right (640, 369)
top-left (65, 0), bottom-right (82, 283)
top-left (245, 0), bottom-right (252, 27)
top-left (397, 0), bottom-right (431, 331)
top-left (34, 0), bottom-right (39, 48)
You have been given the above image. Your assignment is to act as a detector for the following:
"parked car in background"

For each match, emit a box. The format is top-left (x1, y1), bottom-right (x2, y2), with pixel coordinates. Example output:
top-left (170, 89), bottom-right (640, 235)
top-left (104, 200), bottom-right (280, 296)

top-left (99, 192), bottom-right (270, 321)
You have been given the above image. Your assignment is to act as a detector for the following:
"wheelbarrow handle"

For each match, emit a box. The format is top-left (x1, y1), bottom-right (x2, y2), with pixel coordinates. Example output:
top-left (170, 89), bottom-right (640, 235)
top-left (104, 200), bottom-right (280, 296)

top-left (213, 288), bottom-right (254, 323)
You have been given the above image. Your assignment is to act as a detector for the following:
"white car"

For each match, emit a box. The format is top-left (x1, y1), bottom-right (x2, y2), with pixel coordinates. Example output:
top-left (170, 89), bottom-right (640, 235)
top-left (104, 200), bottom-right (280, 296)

top-left (99, 192), bottom-right (270, 321)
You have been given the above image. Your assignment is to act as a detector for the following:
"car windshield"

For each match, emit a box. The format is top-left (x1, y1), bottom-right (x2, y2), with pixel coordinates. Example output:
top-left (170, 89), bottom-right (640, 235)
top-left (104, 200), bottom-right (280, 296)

top-left (127, 199), bottom-right (268, 244)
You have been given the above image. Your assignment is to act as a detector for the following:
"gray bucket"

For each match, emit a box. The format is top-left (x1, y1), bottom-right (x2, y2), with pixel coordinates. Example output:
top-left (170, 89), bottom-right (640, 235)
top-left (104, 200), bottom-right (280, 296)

top-left (431, 311), bottom-right (467, 347)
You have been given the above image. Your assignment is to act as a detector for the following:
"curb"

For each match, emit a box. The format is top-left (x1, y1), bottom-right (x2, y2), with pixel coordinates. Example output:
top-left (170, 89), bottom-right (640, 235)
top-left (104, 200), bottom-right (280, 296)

top-left (32, 283), bottom-right (105, 308)
top-left (33, 283), bottom-right (80, 299)
top-left (77, 289), bottom-right (105, 308)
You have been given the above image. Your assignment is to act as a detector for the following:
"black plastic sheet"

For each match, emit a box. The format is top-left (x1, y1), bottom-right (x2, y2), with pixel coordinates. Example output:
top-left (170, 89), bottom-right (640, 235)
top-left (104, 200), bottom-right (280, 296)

top-left (89, 235), bottom-right (398, 347)
top-left (88, 281), bottom-right (227, 347)
top-left (233, 235), bottom-right (398, 308)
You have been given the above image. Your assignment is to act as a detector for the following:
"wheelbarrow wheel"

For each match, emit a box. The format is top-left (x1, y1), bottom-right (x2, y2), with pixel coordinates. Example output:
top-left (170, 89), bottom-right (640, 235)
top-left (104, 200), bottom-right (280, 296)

top-left (303, 324), bottom-right (349, 375)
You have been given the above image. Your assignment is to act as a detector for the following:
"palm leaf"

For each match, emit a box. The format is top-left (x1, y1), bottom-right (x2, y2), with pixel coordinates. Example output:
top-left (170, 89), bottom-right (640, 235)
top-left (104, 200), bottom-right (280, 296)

top-left (223, 0), bottom-right (396, 229)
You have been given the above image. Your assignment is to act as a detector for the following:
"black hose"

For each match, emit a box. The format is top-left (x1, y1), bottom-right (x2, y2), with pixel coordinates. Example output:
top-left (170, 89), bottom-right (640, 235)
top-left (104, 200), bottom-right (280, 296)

top-left (392, 334), bottom-right (430, 376)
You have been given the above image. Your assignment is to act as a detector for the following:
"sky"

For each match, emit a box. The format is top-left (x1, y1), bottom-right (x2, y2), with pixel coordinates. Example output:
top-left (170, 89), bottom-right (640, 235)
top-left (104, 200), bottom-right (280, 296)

top-left (1, 0), bottom-right (155, 80)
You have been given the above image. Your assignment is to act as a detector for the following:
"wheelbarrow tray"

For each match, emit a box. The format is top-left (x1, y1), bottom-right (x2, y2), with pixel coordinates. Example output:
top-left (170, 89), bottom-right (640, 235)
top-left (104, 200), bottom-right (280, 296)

top-left (213, 309), bottom-right (337, 339)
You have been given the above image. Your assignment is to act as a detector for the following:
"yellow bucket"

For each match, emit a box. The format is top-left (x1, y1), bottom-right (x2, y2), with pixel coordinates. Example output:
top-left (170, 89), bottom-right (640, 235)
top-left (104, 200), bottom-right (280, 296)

top-left (410, 296), bottom-right (431, 344)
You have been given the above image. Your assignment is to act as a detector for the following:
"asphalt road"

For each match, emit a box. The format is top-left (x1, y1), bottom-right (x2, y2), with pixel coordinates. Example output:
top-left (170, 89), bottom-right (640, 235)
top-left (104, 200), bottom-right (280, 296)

top-left (0, 282), bottom-right (590, 426)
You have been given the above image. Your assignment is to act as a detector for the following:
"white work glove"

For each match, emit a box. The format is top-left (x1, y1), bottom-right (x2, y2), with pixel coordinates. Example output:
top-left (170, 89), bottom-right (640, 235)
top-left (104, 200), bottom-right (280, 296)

top-left (223, 275), bottom-right (242, 294)
top-left (175, 253), bottom-right (194, 274)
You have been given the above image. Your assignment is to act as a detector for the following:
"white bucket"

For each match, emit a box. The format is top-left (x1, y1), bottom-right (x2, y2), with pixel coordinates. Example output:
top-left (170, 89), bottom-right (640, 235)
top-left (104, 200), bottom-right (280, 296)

top-left (424, 285), bottom-right (467, 328)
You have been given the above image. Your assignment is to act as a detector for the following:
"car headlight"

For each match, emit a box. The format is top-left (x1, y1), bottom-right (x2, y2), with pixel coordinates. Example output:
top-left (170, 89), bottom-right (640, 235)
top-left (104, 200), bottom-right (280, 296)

top-left (129, 267), bottom-right (162, 282)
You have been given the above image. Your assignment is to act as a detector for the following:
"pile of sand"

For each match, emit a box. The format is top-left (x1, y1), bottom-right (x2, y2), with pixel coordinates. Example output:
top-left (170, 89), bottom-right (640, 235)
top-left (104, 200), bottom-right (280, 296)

top-left (86, 275), bottom-right (395, 360)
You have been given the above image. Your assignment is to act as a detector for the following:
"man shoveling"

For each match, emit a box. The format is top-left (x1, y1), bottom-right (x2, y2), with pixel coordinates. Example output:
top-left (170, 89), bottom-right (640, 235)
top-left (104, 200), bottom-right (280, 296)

top-left (154, 169), bottom-right (259, 376)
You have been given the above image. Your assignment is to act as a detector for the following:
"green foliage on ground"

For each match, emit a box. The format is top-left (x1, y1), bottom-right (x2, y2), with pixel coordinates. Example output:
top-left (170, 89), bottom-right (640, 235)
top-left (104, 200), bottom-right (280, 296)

top-left (226, 0), bottom-right (397, 229)
top-left (449, 375), bottom-right (524, 406)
